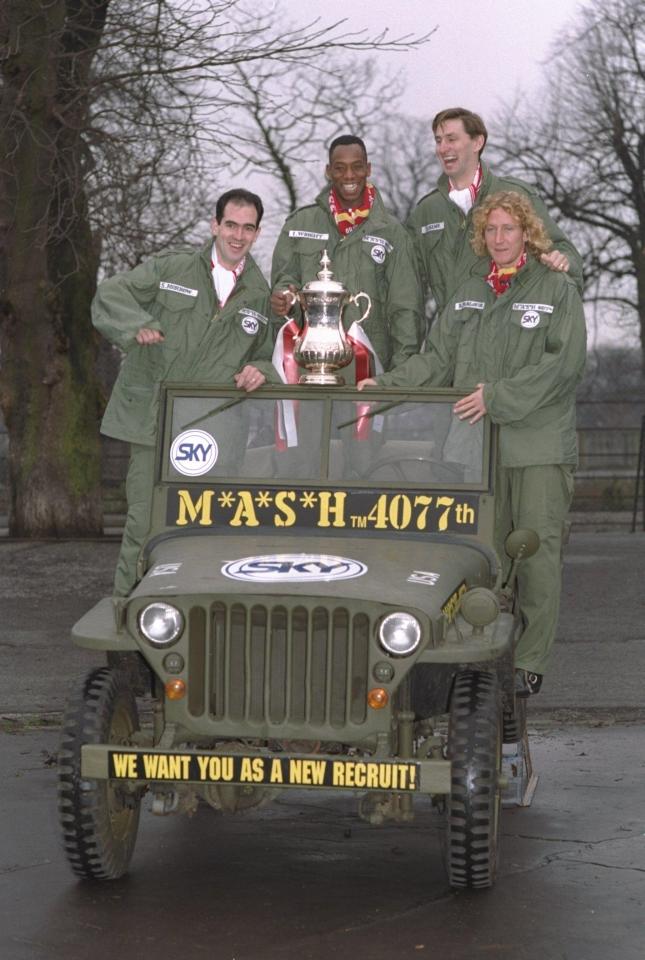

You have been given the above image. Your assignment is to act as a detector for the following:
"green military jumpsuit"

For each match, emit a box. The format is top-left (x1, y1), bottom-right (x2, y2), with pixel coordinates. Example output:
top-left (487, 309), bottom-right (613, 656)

top-left (92, 241), bottom-right (278, 596)
top-left (407, 163), bottom-right (584, 311)
top-left (272, 185), bottom-right (425, 371)
top-left (377, 257), bottom-right (587, 675)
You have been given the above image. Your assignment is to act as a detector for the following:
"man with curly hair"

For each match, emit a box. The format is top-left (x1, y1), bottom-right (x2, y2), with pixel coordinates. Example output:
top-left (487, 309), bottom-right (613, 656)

top-left (408, 107), bottom-right (583, 311)
top-left (358, 191), bottom-right (587, 696)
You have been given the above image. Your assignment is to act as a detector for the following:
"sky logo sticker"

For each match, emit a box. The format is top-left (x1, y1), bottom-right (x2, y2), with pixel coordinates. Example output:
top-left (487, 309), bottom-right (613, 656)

top-left (240, 316), bottom-right (259, 335)
top-left (520, 311), bottom-right (541, 328)
top-left (222, 554), bottom-right (367, 583)
top-left (170, 429), bottom-right (218, 477)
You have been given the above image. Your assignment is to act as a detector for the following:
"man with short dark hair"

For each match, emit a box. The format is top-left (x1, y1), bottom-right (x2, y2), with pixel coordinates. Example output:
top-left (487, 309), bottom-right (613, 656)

top-left (408, 107), bottom-right (583, 310)
top-left (271, 135), bottom-right (424, 379)
top-left (93, 188), bottom-right (277, 595)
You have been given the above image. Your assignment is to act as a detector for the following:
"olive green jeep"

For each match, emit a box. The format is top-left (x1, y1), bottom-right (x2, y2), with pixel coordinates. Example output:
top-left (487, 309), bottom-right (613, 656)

top-left (58, 384), bottom-right (538, 889)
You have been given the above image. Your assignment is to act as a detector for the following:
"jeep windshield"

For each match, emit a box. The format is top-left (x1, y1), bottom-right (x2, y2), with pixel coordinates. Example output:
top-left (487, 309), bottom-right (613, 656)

top-left (152, 386), bottom-right (493, 545)
top-left (162, 387), bottom-right (488, 487)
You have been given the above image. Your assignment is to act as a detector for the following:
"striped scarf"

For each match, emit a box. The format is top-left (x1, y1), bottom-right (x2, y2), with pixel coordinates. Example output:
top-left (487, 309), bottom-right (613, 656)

top-left (486, 251), bottom-right (527, 297)
top-left (329, 184), bottom-right (376, 235)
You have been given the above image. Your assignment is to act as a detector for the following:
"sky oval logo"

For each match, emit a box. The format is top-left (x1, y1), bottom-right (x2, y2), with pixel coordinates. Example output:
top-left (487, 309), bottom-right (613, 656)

top-left (222, 554), bottom-right (368, 583)
top-left (520, 310), bottom-right (541, 329)
top-left (170, 429), bottom-right (218, 477)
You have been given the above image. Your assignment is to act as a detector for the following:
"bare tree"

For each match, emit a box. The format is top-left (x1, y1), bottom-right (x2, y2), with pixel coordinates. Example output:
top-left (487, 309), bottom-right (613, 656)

top-left (223, 57), bottom-right (401, 215)
top-left (0, 0), bottom-right (430, 536)
top-left (370, 113), bottom-right (438, 224)
top-left (491, 0), bottom-right (645, 373)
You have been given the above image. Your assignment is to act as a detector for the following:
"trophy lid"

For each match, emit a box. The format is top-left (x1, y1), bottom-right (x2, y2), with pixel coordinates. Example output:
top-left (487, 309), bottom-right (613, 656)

top-left (300, 251), bottom-right (348, 296)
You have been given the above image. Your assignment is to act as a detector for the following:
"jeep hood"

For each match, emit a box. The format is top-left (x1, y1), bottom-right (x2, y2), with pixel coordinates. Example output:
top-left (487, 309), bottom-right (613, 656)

top-left (134, 533), bottom-right (497, 620)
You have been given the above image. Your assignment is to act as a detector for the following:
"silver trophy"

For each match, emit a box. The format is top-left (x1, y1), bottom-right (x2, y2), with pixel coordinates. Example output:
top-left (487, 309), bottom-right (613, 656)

top-left (287, 251), bottom-right (371, 385)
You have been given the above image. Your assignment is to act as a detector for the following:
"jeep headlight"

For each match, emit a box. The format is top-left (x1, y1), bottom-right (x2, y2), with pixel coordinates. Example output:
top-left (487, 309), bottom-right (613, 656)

top-left (138, 603), bottom-right (184, 646)
top-left (378, 612), bottom-right (422, 657)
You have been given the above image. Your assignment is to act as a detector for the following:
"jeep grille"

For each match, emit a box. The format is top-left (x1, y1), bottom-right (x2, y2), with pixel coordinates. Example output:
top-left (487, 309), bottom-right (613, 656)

top-left (186, 602), bottom-right (371, 730)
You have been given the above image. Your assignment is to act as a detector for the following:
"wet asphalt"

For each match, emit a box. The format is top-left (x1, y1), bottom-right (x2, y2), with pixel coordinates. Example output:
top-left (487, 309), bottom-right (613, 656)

top-left (0, 532), bottom-right (644, 960)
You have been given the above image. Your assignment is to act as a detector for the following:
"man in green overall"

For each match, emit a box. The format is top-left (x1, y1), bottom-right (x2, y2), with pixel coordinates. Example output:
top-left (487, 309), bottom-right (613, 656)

top-left (270, 134), bottom-right (424, 379)
top-left (408, 107), bottom-right (583, 311)
top-left (93, 188), bottom-right (277, 596)
top-left (359, 191), bottom-right (587, 696)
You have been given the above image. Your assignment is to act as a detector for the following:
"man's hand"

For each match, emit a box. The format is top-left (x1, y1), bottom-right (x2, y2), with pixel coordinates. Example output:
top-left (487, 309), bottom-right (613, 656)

top-left (235, 365), bottom-right (266, 392)
top-left (453, 383), bottom-right (487, 424)
top-left (135, 327), bottom-right (165, 345)
top-left (270, 285), bottom-right (297, 317)
top-left (540, 250), bottom-right (569, 273)
top-left (357, 378), bottom-right (377, 391)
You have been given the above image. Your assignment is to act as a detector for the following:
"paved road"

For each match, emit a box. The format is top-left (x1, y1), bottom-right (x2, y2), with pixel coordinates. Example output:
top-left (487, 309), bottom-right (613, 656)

top-left (1, 533), bottom-right (644, 960)
top-left (1, 723), bottom-right (642, 960)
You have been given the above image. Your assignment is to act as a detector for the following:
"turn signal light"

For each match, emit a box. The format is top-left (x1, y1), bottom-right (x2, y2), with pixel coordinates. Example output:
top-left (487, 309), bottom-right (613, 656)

top-left (165, 678), bottom-right (186, 700)
top-left (367, 687), bottom-right (389, 710)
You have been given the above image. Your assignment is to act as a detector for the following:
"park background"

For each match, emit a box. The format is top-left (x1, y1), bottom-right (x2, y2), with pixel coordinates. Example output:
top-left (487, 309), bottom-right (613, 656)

top-left (0, 0), bottom-right (643, 532)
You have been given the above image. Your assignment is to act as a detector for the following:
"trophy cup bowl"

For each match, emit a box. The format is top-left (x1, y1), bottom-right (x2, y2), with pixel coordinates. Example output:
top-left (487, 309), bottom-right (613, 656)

top-left (291, 251), bottom-right (371, 385)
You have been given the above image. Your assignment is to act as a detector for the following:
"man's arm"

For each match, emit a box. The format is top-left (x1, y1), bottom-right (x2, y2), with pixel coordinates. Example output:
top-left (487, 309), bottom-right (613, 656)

top-left (376, 294), bottom-right (463, 388)
top-left (92, 259), bottom-right (164, 352)
top-left (405, 204), bottom-right (432, 297)
top-left (270, 223), bottom-right (303, 317)
top-left (382, 227), bottom-right (426, 369)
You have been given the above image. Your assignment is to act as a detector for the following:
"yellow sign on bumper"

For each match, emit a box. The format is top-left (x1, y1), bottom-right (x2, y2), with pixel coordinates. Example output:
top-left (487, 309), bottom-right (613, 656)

top-left (107, 750), bottom-right (420, 792)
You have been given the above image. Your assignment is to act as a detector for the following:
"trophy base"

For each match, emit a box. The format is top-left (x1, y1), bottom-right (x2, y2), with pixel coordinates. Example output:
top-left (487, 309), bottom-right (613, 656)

top-left (298, 372), bottom-right (345, 386)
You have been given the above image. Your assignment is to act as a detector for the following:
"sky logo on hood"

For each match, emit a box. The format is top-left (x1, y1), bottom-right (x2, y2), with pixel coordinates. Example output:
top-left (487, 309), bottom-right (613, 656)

top-left (222, 554), bottom-right (367, 582)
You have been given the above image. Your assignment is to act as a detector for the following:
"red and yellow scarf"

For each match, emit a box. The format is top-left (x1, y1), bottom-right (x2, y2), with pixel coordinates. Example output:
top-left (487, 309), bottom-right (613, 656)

top-left (486, 251), bottom-right (527, 297)
top-left (329, 184), bottom-right (376, 236)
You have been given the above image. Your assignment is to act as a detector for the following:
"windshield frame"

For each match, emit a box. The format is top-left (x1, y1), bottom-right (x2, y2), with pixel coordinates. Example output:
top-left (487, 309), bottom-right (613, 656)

top-left (158, 384), bottom-right (494, 493)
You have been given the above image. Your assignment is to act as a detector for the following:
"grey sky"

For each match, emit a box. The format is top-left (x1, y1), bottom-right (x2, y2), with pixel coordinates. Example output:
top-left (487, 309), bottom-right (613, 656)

top-left (296, 0), bottom-right (583, 119)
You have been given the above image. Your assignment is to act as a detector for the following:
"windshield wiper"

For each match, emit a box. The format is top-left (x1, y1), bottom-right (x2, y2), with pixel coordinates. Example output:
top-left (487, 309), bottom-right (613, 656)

top-left (182, 395), bottom-right (249, 431)
top-left (337, 399), bottom-right (410, 431)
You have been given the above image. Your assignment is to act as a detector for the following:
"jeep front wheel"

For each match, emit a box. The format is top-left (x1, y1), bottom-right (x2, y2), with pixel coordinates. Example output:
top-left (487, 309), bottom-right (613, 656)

top-left (446, 669), bottom-right (502, 889)
top-left (58, 667), bottom-right (142, 880)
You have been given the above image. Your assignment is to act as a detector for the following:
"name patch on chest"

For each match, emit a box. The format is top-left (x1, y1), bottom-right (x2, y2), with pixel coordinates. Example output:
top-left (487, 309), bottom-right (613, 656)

top-left (512, 302), bottom-right (554, 314)
top-left (421, 222), bottom-right (445, 234)
top-left (455, 300), bottom-right (485, 311)
top-left (159, 282), bottom-right (199, 297)
top-left (362, 235), bottom-right (393, 253)
top-left (289, 230), bottom-right (329, 240)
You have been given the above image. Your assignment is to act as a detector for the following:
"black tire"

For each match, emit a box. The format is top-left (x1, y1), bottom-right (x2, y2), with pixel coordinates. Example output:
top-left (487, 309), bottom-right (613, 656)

top-left (107, 651), bottom-right (153, 697)
top-left (446, 670), bottom-right (502, 890)
top-left (58, 667), bottom-right (142, 880)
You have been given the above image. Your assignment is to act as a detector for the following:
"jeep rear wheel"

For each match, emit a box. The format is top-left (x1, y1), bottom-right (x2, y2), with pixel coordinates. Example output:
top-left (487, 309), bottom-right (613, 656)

top-left (58, 667), bottom-right (142, 880)
top-left (446, 670), bottom-right (502, 889)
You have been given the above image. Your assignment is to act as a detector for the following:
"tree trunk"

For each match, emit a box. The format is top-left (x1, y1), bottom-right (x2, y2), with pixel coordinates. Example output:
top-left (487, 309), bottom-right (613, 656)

top-left (638, 247), bottom-right (645, 379)
top-left (0, 0), bottom-right (109, 535)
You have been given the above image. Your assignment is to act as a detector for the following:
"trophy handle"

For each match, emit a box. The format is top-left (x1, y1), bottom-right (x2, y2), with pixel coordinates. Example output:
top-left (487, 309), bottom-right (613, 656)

top-left (350, 291), bottom-right (371, 325)
top-left (284, 289), bottom-right (298, 309)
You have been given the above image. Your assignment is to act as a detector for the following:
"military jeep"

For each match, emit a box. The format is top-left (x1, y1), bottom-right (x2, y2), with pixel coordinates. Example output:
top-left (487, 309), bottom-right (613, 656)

top-left (58, 384), bottom-right (537, 889)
